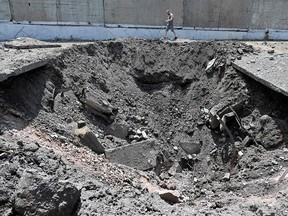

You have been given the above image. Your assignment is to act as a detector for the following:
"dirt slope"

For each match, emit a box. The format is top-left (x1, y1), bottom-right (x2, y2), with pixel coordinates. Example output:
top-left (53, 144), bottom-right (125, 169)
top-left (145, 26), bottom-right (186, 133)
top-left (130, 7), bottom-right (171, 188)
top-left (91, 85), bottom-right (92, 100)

top-left (0, 39), bottom-right (288, 216)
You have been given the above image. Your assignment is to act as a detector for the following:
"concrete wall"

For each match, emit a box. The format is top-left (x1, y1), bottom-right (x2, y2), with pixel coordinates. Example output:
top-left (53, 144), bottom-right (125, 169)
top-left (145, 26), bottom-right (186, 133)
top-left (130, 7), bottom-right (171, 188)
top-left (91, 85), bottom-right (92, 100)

top-left (1, 0), bottom-right (288, 41)
top-left (0, 0), bottom-right (10, 21)
top-left (104, 0), bottom-right (183, 26)
top-left (250, 0), bottom-right (288, 30)
top-left (9, 0), bottom-right (103, 24)
top-left (2, 0), bottom-right (288, 29)
top-left (183, 0), bottom-right (288, 30)
top-left (183, 0), bottom-right (253, 29)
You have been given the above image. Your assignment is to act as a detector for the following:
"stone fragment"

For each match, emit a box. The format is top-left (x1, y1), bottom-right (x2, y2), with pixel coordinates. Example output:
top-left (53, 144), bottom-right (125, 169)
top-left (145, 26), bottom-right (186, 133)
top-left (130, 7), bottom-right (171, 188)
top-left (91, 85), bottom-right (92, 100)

top-left (75, 126), bottom-right (105, 154)
top-left (241, 136), bottom-right (252, 147)
top-left (108, 122), bottom-right (129, 139)
top-left (159, 190), bottom-right (181, 204)
top-left (223, 172), bottom-right (230, 181)
top-left (166, 182), bottom-right (176, 190)
top-left (237, 48), bottom-right (244, 55)
top-left (205, 58), bottom-right (216, 73)
top-left (105, 139), bottom-right (158, 170)
top-left (255, 115), bottom-right (283, 149)
top-left (12, 172), bottom-right (80, 216)
top-left (139, 174), bottom-right (181, 204)
top-left (77, 120), bottom-right (86, 128)
top-left (226, 57), bottom-right (232, 66)
top-left (53, 90), bottom-right (79, 114)
top-left (142, 130), bottom-right (148, 139)
top-left (85, 91), bottom-right (113, 114)
top-left (179, 141), bottom-right (201, 155)
top-left (81, 89), bottom-right (116, 121)
top-left (23, 142), bottom-right (39, 152)
top-left (238, 151), bottom-right (244, 157)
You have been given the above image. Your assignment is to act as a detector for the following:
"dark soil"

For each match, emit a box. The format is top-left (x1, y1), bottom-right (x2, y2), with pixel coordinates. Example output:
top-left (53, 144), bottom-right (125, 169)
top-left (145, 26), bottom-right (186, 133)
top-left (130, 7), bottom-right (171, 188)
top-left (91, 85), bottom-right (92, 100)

top-left (1, 39), bottom-right (288, 216)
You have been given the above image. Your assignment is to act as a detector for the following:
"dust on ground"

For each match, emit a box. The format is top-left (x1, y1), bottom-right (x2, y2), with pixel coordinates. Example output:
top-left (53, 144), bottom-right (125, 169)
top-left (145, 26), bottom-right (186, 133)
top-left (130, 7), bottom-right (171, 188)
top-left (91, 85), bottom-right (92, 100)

top-left (0, 38), bottom-right (288, 216)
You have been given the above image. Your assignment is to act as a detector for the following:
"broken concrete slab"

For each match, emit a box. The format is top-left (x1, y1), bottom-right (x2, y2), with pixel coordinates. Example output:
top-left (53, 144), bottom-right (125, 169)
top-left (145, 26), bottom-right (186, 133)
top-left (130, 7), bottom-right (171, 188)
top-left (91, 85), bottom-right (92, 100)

top-left (0, 59), bottom-right (48, 83)
top-left (4, 37), bottom-right (61, 49)
top-left (0, 37), bottom-right (76, 84)
top-left (105, 139), bottom-right (158, 170)
top-left (232, 52), bottom-right (288, 97)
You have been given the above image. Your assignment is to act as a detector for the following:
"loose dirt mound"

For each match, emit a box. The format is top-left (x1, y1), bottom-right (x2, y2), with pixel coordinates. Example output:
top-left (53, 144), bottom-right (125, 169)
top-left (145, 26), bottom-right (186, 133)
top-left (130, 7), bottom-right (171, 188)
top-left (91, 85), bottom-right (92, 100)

top-left (0, 39), bottom-right (288, 215)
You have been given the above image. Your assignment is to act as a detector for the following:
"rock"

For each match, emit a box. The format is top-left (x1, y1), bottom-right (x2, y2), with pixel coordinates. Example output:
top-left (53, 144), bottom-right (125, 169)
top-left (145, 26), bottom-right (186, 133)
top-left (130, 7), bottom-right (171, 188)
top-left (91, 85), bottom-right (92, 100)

top-left (12, 172), bottom-right (80, 216)
top-left (75, 126), bottom-right (105, 154)
top-left (139, 174), bottom-right (181, 204)
top-left (168, 161), bottom-right (182, 176)
top-left (77, 120), bottom-right (86, 128)
top-left (255, 115), bottom-right (284, 149)
top-left (105, 139), bottom-right (158, 170)
top-left (267, 50), bottom-right (275, 54)
top-left (179, 141), bottom-right (201, 155)
top-left (83, 89), bottom-right (115, 119)
top-left (259, 115), bottom-right (271, 126)
top-left (205, 58), bottom-right (216, 73)
top-left (159, 190), bottom-right (181, 204)
top-left (226, 57), bottom-right (232, 66)
top-left (166, 182), bottom-right (176, 190)
top-left (142, 130), bottom-right (148, 139)
top-left (241, 136), bottom-right (252, 147)
top-left (53, 90), bottom-right (80, 114)
top-left (23, 142), bottom-right (39, 152)
top-left (238, 151), bottom-right (244, 157)
top-left (237, 48), bottom-right (244, 55)
top-left (223, 172), bottom-right (230, 181)
top-left (108, 122), bottom-right (129, 139)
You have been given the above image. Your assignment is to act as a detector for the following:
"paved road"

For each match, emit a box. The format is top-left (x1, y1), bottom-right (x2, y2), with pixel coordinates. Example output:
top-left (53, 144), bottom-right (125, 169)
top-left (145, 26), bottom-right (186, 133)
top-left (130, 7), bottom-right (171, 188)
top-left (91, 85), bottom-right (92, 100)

top-left (233, 41), bottom-right (288, 97)
top-left (0, 38), bottom-right (86, 82)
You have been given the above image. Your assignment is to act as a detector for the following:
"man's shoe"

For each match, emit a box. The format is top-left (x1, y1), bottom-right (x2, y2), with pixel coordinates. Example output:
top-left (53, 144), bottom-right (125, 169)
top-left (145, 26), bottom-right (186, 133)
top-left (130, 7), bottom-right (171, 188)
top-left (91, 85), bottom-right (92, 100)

top-left (174, 37), bottom-right (178, 40)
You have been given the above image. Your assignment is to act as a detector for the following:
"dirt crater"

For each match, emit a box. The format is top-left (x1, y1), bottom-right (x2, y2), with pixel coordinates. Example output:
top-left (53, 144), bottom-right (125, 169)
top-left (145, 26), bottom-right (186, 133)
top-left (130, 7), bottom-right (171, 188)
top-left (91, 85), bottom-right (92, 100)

top-left (1, 39), bottom-right (288, 216)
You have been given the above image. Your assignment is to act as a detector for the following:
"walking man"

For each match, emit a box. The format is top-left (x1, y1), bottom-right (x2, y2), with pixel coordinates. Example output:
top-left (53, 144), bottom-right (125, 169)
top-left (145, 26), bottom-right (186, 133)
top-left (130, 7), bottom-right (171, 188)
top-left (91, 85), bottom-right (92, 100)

top-left (164, 10), bottom-right (177, 40)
